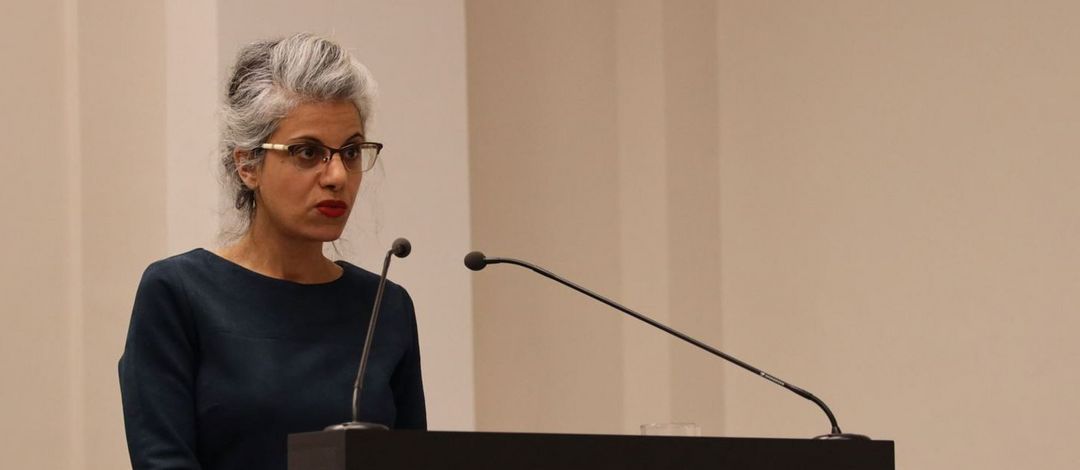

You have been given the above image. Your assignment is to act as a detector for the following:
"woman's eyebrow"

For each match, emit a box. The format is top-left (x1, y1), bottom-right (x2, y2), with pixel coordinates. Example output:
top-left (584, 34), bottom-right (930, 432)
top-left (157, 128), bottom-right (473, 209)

top-left (287, 135), bottom-right (324, 144)
top-left (287, 132), bottom-right (365, 144)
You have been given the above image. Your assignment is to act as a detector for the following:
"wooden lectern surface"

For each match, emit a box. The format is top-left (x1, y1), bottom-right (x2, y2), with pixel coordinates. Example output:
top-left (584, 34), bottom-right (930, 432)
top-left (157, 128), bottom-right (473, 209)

top-left (288, 429), bottom-right (894, 470)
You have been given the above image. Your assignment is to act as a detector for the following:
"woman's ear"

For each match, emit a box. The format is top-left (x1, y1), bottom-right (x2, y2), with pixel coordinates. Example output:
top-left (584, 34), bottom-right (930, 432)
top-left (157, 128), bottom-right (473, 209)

top-left (235, 149), bottom-right (259, 190)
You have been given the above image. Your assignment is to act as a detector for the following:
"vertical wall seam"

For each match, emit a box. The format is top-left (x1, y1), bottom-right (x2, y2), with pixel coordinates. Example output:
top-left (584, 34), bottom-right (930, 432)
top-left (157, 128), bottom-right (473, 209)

top-left (62, 0), bottom-right (85, 466)
top-left (616, 0), bottom-right (672, 433)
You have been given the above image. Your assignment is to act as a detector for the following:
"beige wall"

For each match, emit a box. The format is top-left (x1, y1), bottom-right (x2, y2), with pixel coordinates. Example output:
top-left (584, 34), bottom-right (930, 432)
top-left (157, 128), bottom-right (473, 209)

top-left (166, 0), bottom-right (219, 253)
top-left (468, 0), bottom-right (627, 434)
top-left (468, 0), bottom-right (728, 437)
top-left (469, 1), bottom-right (1080, 470)
top-left (1, 1), bottom-right (74, 468)
top-left (616, 0), bottom-right (674, 432)
top-left (2, 1), bottom-right (169, 468)
top-left (79, 2), bottom-right (168, 467)
top-left (717, 2), bottom-right (1080, 468)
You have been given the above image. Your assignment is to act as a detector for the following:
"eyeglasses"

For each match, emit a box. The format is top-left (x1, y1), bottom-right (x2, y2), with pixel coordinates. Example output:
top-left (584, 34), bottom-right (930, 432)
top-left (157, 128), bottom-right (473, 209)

top-left (259, 141), bottom-right (383, 172)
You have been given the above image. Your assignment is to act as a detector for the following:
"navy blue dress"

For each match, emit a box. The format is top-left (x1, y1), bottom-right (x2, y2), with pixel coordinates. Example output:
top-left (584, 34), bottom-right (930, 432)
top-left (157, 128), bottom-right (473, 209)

top-left (119, 249), bottom-right (426, 470)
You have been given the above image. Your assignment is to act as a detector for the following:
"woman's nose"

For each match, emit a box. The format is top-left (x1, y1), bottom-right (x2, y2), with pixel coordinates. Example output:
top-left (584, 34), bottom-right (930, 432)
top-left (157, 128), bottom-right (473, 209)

top-left (319, 153), bottom-right (350, 189)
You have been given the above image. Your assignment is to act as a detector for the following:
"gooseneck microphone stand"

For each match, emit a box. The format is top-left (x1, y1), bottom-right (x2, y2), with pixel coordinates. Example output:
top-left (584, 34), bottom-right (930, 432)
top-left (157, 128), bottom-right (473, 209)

top-left (325, 238), bottom-right (412, 431)
top-left (464, 251), bottom-right (868, 440)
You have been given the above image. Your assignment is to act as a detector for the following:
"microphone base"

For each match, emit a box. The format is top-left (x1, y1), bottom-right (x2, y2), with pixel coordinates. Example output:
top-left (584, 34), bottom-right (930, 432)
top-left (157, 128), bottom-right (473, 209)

top-left (324, 421), bottom-right (390, 431)
top-left (813, 432), bottom-right (871, 440)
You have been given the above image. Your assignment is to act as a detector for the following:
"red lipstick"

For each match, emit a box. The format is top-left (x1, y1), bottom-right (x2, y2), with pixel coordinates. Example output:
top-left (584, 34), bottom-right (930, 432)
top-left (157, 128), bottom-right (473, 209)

top-left (315, 200), bottom-right (348, 218)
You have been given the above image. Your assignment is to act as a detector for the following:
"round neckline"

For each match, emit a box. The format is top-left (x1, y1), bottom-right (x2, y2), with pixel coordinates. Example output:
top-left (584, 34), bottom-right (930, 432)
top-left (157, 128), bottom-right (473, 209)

top-left (196, 248), bottom-right (349, 287)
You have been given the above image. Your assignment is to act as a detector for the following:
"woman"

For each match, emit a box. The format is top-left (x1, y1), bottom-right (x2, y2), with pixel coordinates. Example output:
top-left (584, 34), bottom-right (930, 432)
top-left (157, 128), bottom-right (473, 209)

top-left (119, 33), bottom-right (426, 470)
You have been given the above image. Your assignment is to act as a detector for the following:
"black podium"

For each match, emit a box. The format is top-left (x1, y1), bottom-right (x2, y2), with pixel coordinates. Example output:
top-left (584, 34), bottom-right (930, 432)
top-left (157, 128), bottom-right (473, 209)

top-left (288, 429), bottom-right (894, 470)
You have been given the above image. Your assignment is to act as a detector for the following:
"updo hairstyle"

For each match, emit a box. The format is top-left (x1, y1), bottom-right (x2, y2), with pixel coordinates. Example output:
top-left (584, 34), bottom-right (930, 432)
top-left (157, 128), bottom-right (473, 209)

top-left (219, 33), bottom-right (378, 235)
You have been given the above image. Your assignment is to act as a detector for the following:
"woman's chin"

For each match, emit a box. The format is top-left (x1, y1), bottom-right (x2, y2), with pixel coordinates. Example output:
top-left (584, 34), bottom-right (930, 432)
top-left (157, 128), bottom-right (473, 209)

top-left (302, 227), bottom-right (347, 243)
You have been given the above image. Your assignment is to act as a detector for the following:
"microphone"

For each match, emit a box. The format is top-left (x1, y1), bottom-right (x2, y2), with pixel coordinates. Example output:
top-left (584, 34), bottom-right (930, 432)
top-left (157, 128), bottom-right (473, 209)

top-left (464, 251), bottom-right (486, 271)
top-left (326, 237), bottom-right (412, 431)
top-left (463, 250), bottom-right (867, 440)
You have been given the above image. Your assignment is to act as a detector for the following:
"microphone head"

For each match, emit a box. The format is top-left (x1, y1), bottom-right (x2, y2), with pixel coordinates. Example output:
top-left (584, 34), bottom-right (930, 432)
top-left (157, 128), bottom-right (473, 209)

top-left (464, 251), bottom-right (488, 271)
top-left (391, 238), bottom-right (412, 258)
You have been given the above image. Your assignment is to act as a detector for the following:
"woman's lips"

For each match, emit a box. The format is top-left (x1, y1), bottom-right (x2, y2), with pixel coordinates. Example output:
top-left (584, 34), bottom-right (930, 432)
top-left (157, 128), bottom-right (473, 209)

top-left (317, 207), bottom-right (346, 218)
top-left (316, 200), bottom-right (347, 218)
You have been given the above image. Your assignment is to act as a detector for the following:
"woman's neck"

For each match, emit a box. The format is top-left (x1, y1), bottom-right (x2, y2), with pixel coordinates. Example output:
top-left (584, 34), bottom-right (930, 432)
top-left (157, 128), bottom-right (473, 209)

top-left (217, 226), bottom-right (342, 284)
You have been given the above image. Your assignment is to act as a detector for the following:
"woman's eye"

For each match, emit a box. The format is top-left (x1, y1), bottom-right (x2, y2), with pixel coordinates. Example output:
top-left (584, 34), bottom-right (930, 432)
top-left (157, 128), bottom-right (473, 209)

top-left (341, 146), bottom-right (361, 161)
top-left (290, 144), bottom-right (322, 160)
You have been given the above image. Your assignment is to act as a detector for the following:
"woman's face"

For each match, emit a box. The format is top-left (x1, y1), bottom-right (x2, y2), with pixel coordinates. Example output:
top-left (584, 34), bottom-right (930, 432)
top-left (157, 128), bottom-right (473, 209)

top-left (240, 100), bottom-right (365, 243)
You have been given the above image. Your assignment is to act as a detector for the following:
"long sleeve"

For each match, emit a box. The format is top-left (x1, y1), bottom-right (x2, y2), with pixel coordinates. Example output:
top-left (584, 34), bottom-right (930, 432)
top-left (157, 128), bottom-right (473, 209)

top-left (119, 263), bottom-right (202, 470)
top-left (390, 287), bottom-right (427, 430)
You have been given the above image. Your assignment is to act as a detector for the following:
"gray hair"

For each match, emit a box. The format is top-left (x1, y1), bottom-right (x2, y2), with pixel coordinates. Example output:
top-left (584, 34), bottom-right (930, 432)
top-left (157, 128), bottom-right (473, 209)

top-left (220, 33), bottom-right (378, 235)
